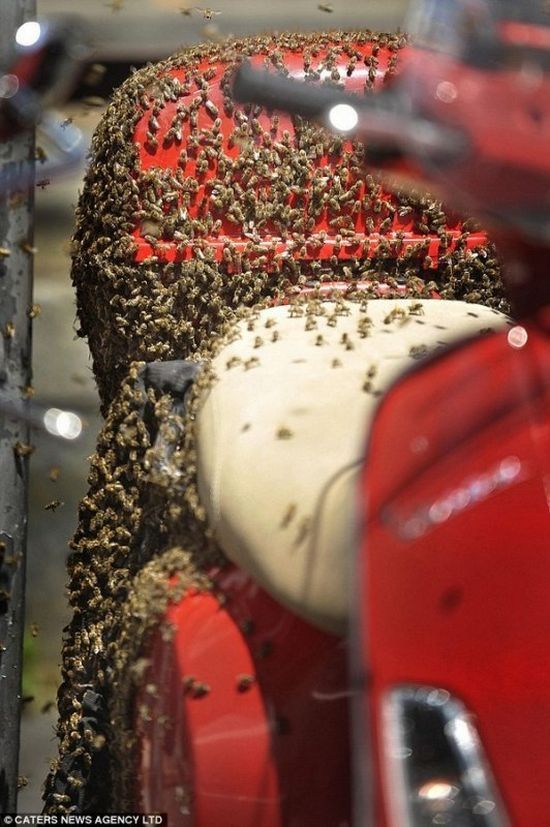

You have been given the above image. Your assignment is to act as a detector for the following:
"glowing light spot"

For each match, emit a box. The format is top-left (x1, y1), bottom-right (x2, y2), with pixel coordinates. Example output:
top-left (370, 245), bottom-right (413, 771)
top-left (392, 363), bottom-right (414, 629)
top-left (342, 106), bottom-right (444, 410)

top-left (410, 435), bottom-right (429, 453)
top-left (43, 408), bottom-right (82, 440)
top-left (0, 74), bottom-right (19, 100)
top-left (417, 779), bottom-right (458, 802)
top-left (445, 716), bottom-right (477, 750)
top-left (328, 103), bottom-right (359, 132)
top-left (472, 799), bottom-right (496, 815)
top-left (507, 325), bottom-right (528, 349)
top-left (428, 499), bottom-right (453, 524)
top-left (426, 688), bottom-right (450, 707)
top-left (436, 81), bottom-right (458, 104)
top-left (15, 21), bottom-right (41, 47)
top-left (498, 456), bottom-right (522, 482)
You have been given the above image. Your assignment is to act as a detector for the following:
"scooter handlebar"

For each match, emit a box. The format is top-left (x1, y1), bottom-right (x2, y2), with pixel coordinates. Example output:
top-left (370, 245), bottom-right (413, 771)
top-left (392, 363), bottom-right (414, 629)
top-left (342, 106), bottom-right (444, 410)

top-left (232, 60), bottom-right (348, 120)
top-left (232, 61), bottom-right (467, 171)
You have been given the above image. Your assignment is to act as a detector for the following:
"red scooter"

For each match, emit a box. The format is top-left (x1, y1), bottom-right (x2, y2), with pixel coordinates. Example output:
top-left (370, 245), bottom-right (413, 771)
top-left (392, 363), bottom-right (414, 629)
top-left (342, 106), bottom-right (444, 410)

top-left (44, 2), bottom-right (548, 825)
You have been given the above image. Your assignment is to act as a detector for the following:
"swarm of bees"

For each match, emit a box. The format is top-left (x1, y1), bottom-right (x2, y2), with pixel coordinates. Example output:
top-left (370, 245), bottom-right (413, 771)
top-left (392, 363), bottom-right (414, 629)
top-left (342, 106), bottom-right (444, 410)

top-left (45, 28), bottom-right (509, 817)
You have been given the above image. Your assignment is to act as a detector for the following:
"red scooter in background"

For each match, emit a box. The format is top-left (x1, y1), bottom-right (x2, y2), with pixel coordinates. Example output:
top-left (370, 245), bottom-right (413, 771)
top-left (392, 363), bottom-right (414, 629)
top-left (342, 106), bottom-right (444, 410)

top-left (235, 2), bottom-right (550, 824)
top-left (358, 3), bottom-right (550, 825)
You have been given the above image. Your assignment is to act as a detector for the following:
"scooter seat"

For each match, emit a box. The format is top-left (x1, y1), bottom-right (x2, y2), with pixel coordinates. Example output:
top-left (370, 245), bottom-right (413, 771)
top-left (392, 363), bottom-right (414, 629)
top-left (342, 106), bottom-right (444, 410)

top-left (196, 299), bottom-right (509, 634)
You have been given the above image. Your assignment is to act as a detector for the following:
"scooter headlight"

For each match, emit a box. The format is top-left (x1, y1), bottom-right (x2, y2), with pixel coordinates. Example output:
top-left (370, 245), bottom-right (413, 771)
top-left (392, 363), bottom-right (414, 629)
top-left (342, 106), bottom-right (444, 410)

top-left (381, 686), bottom-right (510, 826)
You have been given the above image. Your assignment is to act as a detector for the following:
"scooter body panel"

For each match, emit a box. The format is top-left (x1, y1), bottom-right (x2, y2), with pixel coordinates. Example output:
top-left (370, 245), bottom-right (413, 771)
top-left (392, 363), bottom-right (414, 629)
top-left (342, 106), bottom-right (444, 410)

top-left (136, 566), bottom-right (350, 826)
top-left (360, 323), bottom-right (550, 826)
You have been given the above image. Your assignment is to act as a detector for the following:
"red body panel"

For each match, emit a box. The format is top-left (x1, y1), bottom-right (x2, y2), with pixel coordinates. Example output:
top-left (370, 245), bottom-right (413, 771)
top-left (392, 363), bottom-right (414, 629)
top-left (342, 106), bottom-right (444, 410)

top-left (360, 323), bottom-right (550, 826)
top-left (137, 567), bottom-right (350, 826)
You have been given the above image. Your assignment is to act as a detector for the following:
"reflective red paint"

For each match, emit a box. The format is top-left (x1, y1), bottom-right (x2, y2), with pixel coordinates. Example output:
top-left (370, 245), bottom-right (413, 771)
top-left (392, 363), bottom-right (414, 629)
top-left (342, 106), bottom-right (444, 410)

top-left (136, 568), bottom-right (350, 826)
top-left (360, 323), bottom-right (550, 825)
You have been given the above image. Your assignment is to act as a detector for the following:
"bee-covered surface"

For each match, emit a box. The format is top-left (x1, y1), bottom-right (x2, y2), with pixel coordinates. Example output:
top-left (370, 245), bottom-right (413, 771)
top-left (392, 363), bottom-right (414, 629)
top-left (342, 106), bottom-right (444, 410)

top-left (38, 27), bottom-right (512, 814)
top-left (20, 2), bottom-right (423, 815)
top-left (71, 29), bottom-right (508, 413)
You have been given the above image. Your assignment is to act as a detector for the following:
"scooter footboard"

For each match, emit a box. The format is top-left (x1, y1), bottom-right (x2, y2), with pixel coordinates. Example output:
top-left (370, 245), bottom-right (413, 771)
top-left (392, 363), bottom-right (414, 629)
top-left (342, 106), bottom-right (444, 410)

top-left (135, 565), bottom-right (351, 827)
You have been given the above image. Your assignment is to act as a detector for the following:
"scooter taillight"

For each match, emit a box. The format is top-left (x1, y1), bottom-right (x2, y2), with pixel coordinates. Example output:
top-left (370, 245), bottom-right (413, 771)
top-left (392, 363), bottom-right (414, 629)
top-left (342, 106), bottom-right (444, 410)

top-left (381, 687), bottom-right (509, 827)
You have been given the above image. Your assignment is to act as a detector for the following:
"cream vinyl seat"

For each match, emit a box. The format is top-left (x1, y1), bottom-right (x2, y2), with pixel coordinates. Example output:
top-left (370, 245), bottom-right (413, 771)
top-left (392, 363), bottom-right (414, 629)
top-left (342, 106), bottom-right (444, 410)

top-left (195, 299), bottom-right (509, 634)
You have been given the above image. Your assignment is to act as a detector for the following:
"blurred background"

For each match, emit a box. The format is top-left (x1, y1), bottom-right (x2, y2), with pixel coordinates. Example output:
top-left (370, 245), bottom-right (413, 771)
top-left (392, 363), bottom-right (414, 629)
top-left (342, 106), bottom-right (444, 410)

top-left (19, 0), bottom-right (409, 812)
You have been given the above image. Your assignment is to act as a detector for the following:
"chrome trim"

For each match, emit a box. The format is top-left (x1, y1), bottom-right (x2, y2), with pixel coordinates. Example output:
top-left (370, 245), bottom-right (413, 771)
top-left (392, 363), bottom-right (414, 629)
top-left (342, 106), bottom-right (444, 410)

top-left (382, 685), bottom-right (511, 827)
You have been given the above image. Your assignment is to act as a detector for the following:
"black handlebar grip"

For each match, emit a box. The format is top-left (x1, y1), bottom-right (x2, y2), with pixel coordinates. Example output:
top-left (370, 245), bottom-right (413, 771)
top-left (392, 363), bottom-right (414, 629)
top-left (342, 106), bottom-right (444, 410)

top-left (232, 61), bottom-right (347, 119)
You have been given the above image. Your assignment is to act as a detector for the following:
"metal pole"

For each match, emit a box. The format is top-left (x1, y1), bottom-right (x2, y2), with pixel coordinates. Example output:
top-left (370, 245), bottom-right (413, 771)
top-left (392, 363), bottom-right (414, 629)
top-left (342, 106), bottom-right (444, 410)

top-left (0, 0), bottom-right (36, 813)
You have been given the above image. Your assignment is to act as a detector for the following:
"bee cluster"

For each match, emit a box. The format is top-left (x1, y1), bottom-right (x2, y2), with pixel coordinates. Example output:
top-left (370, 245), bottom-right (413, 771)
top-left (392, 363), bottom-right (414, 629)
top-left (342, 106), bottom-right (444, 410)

top-left (71, 28), bottom-right (507, 412)
top-left (48, 29), bottom-right (509, 814)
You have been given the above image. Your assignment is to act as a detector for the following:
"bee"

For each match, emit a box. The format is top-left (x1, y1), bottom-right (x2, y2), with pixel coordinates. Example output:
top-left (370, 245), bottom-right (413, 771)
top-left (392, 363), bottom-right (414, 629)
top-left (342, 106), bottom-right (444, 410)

top-left (347, 55), bottom-right (358, 76)
top-left (276, 427), bottom-right (293, 440)
top-left (84, 63), bottom-right (107, 87)
top-left (384, 307), bottom-right (407, 324)
top-left (236, 674), bottom-right (256, 692)
top-left (67, 775), bottom-right (85, 790)
top-left (318, 2), bottom-right (334, 10)
top-left (41, 700), bottom-right (55, 714)
top-left (4, 321), bottom-right (15, 339)
top-left (0, 246), bottom-right (10, 257)
top-left (44, 499), bottom-right (64, 512)
top-left (281, 503), bottom-right (297, 528)
top-left (51, 793), bottom-right (71, 805)
top-left (205, 100), bottom-right (219, 119)
top-left (14, 442), bottom-right (34, 458)
top-left (27, 304), bottom-right (41, 319)
top-left (409, 344), bottom-right (429, 360)
top-left (36, 179), bottom-right (50, 190)
top-left (30, 622), bottom-right (40, 638)
top-left (183, 676), bottom-right (211, 698)
top-left (19, 241), bottom-right (38, 256)
top-left (35, 146), bottom-right (48, 163)
top-left (82, 95), bottom-right (106, 108)
top-left (195, 6), bottom-right (221, 20)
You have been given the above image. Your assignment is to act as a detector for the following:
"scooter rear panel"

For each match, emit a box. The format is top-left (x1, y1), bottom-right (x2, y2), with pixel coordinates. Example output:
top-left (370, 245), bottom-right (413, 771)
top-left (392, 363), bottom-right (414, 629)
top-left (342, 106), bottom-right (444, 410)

top-left (359, 323), bottom-right (550, 826)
